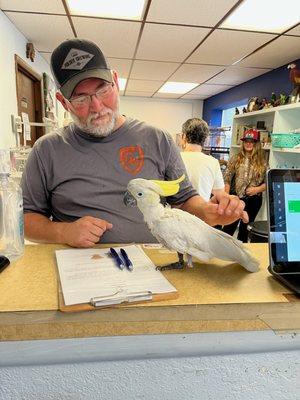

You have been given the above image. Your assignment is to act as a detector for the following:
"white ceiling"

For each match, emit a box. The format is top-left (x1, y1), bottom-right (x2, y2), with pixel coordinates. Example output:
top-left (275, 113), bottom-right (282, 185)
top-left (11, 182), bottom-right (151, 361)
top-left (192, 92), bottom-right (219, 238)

top-left (1, 0), bottom-right (300, 100)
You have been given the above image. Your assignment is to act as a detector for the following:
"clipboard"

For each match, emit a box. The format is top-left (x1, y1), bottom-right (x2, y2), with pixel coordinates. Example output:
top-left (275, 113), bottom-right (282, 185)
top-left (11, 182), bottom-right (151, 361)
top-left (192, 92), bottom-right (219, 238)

top-left (56, 245), bottom-right (178, 312)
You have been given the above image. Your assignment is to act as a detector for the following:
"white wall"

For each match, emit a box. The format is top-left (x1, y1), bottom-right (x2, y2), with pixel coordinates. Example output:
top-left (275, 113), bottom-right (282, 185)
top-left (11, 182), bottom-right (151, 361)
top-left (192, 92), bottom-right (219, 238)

top-left (1, 331), bottom-right (299, 400)
top-left (0, 11), bottom-right (61, 149)
top-left (120, 96), bottom-right (203, 139)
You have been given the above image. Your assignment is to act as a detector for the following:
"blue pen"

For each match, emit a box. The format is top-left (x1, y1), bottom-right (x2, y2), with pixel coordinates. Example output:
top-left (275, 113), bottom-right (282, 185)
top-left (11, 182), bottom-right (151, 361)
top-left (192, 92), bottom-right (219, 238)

top-left (109, 248), bottom-right (125, 270)
top-left (120, 248), bottom-right (133, 271)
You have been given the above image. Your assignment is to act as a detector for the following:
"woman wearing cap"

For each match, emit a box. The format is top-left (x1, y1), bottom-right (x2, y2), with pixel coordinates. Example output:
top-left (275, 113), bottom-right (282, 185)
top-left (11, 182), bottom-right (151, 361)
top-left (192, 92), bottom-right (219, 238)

top-left (222, 129), bottom-right (268, 242)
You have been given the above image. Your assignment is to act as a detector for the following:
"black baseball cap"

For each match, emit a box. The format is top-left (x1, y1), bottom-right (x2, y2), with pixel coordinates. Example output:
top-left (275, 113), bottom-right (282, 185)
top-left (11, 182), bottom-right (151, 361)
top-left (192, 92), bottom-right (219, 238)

top-left (50, 38), bottom-right (112, 99)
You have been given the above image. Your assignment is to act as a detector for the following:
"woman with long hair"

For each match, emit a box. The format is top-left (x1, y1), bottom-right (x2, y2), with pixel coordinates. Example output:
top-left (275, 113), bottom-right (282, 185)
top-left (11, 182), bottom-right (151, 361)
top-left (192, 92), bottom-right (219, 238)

top-left (222, 128), bottom-right (268, 242)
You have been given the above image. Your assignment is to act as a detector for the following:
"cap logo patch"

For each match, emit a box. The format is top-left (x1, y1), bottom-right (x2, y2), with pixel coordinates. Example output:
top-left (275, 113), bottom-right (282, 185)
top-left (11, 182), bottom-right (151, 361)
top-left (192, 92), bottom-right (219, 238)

top-left (61, 48), bottom-right (94, 70)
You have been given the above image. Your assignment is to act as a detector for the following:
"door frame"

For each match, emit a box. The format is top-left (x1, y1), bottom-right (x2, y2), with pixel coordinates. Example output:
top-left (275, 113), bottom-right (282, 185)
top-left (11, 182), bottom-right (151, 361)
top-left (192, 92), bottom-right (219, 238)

top-left (15, 55), bottom-right (45, 146)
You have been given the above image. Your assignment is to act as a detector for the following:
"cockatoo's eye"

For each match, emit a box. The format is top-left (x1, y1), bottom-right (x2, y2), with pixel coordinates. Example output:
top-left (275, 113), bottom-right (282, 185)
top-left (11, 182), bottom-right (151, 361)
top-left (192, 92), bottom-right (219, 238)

top-left (137, 192), bottom-right (143, 197)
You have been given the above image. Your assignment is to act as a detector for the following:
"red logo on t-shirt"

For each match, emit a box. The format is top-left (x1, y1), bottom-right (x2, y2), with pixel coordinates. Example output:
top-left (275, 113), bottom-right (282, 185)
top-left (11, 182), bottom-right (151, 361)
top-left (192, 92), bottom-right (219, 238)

top-left (119, 145), bottom-right (144, 175)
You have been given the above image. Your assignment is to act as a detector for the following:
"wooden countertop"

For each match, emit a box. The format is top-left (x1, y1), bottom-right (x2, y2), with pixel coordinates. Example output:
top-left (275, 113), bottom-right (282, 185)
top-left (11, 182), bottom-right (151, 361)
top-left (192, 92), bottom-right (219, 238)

top-left (0, 243), bottom-right (299, 341)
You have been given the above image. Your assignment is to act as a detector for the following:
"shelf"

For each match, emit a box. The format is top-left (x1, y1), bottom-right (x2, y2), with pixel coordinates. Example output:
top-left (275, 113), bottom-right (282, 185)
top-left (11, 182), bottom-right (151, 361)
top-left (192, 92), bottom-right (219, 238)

top-left (233, 102), bottom-right (300, 119)
top-left (234, 109), bottom-right (276, 119)
top-left (272, 148), bottom-right (300, 153)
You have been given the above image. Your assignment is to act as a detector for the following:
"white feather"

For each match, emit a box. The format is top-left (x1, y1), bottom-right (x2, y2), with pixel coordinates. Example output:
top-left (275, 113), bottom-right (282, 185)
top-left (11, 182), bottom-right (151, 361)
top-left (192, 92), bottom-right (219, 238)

top-left (127, 178), bottom-right (259, 272)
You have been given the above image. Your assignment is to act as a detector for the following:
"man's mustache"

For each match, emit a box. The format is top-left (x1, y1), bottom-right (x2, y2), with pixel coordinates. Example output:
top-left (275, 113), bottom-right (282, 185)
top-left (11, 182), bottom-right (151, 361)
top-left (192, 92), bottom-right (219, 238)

top-left (88, 109), bottom-right (112, 123)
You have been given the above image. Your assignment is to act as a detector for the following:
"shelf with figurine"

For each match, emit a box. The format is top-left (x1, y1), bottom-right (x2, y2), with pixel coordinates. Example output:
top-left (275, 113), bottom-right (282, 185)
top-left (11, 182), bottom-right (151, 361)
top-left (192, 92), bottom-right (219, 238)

top-left (234, 100), bottom-right (300, 119)
top-left (234, 62), bottom-right (300, 119)
top-left (230, 63), bottom-right (300, 170)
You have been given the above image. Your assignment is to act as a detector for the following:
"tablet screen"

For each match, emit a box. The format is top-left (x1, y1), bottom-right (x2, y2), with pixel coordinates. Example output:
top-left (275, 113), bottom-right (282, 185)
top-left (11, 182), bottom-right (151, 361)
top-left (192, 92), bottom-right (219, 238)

top-left (267, 169), bottom-right (300, 273)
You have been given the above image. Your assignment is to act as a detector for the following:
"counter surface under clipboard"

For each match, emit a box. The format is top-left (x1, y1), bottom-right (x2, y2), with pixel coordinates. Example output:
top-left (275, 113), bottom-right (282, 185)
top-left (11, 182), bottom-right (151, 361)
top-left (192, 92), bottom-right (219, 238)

top-left (0, 243), bottom-right (300, 341)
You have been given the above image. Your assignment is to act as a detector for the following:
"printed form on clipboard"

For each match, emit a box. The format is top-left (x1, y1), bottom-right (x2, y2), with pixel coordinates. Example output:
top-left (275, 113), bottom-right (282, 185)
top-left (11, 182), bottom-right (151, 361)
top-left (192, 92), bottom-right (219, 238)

top-left (55, 245), bottom-right (178, 308)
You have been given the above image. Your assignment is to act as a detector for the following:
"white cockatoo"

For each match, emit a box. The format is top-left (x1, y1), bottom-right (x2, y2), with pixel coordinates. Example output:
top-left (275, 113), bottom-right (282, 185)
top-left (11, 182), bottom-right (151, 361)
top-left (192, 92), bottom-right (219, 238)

top-left (123, 175), bottom-right (259, 272)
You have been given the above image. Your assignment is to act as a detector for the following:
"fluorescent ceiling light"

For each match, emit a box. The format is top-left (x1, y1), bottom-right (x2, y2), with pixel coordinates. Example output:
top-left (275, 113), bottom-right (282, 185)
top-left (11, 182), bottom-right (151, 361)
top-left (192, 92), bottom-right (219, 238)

top-left (118, 78), bottom-right (127, 91)
top-left (67, 0), bottom-right (146, 20)
top-left (158, 82), bottom-right (199, 94)
top-left (221, 0), bottom-right (300, 33)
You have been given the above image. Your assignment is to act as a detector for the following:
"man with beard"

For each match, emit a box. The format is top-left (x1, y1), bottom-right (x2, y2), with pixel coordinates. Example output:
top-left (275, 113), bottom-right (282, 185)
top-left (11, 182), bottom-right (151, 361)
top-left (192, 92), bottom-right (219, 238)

top-left (21, 39), bottom-right (248, 248)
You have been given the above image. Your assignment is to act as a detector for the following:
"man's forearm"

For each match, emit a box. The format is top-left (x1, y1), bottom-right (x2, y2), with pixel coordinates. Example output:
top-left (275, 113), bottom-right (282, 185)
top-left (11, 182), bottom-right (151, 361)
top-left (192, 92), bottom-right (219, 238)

top-left (174, 195), bottom-right (207, 221)
top-left (24, 213), bottom-right (67, 244)
top-left (174, 192), bottom-right (248, 227)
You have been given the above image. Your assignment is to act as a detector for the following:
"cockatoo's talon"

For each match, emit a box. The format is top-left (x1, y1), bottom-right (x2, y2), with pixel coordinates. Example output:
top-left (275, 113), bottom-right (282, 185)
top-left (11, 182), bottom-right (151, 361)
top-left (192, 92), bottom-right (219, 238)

top-left (156, 261), bottom-right (185, 271)
top-left (187, 255), bottom-right (193, 268)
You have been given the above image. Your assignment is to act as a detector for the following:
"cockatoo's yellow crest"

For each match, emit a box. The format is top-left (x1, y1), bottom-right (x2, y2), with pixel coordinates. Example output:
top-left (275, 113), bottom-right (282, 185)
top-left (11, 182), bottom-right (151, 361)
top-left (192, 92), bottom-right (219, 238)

top-left (150, 174), bottom-right (185, 197)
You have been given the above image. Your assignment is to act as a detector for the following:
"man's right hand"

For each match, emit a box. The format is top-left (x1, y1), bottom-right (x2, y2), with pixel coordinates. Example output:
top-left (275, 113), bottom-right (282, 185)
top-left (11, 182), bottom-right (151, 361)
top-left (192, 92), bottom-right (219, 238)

top-left (60, 216), bottom-right (113, 248)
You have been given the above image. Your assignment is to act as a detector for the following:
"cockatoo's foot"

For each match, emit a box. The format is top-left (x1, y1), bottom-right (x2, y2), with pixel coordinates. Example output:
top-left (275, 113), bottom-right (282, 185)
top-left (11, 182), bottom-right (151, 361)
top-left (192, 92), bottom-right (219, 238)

top-left (186, 254), bottom-right (194, 268)
top-left (155, 252), bottom-right (184, 271)
top-left (156, 261), bottom-right (184, 271)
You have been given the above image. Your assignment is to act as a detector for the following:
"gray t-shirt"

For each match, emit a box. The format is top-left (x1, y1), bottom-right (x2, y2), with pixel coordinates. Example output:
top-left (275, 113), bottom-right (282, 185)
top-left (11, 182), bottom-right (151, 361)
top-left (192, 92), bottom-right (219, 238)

top-left (21, 118), bottom-right (197, 243)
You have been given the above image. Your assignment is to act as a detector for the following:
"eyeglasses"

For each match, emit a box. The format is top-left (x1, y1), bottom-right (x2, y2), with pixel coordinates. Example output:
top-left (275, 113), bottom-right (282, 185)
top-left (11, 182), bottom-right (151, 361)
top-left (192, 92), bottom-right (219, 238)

top-left (69, 82), bottom-right (115, 108)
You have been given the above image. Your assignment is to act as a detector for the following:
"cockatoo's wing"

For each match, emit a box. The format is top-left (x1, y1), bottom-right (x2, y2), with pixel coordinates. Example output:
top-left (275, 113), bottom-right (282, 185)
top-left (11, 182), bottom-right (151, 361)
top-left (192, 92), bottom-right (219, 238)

top-left (149, 208), bottom-right (259, 272)
top-left (151, 216), bottom-right (212, 262)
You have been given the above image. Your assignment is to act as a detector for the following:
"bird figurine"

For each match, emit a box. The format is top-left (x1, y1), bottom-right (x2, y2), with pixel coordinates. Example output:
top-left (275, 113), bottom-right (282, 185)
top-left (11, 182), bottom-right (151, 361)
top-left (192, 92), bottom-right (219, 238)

top-left (287, 63), bottom-right (300, 103)
top-left (270, 92), bottom-right (277, 107)
top-left (123, 175), bottom-right (259, 272)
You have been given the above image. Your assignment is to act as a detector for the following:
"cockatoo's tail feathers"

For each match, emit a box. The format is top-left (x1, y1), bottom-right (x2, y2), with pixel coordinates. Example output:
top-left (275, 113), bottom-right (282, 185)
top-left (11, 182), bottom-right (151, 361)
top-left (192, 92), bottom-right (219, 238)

top-left (150, 174), bottom-right (185, 197)
top-left (209, 227), bottom-right (260, 272)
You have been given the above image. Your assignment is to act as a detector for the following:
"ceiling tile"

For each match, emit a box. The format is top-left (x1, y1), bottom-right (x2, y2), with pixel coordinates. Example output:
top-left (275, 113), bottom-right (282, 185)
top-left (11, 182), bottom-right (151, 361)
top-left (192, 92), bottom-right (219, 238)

top-left (237, 35), bottom-right (300, 68)
top-left (131, 60), bottom-right (180, 80)
top-left (126, 79), bottom-right (163, 92)
top-left (189, 83), bottom-right (234, 96)
top-left (125, 91), bottom-right (154, 97)
top-left (187, 29), bottom-right (275, 66)
top-left (206, 66), bottom-right (271, 85)
top-left (40, 52), bottom-right (51, 64)
top-left (181, 93), bottom-right (208, 99)
top-left (0, 0), bottom-right (65, 13)
top-left (107, 58), bottom-right (132, 78)
top-left (170, 64), bottom-right (225, 83)
top-left (147, 0), bottom-right (237, 26)
top-left (153, 92), bottom-right (181, 99)
top-left (73, 17), bottom-right (141, 58)
top-left (136, 23), bottom-right (211, 62)
top-left (285, 25), bottom-right (300, 36)
top-left (5, 12), bottom-right (73, 52)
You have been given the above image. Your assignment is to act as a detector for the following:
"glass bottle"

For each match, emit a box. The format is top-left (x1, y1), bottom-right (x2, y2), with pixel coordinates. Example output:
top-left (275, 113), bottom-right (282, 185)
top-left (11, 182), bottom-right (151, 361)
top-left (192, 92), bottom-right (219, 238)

top-left (0, 149), bottom-right (24, 261)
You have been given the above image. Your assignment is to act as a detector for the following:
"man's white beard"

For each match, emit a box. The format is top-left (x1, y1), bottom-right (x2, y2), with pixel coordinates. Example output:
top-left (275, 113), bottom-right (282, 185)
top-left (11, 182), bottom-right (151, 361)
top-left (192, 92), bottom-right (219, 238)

top-left (70, 101), bottom-right (119, 138)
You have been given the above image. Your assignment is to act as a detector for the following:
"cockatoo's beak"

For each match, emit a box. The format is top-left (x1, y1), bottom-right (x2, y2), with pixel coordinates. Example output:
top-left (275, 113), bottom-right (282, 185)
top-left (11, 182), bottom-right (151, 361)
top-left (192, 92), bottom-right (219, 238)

top-left (123, 191), bottom-right (137, 207)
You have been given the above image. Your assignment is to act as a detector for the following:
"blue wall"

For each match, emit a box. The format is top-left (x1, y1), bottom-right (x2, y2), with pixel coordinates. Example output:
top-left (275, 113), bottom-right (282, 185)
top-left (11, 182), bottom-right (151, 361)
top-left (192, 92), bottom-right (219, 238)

top-left (202, 59), bottom-right (300, 126)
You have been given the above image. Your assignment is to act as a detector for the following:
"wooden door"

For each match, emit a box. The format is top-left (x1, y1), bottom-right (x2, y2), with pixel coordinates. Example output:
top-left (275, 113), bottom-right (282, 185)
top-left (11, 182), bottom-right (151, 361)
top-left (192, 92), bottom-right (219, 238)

top-left (15, 55), bottom-right (44, 146)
